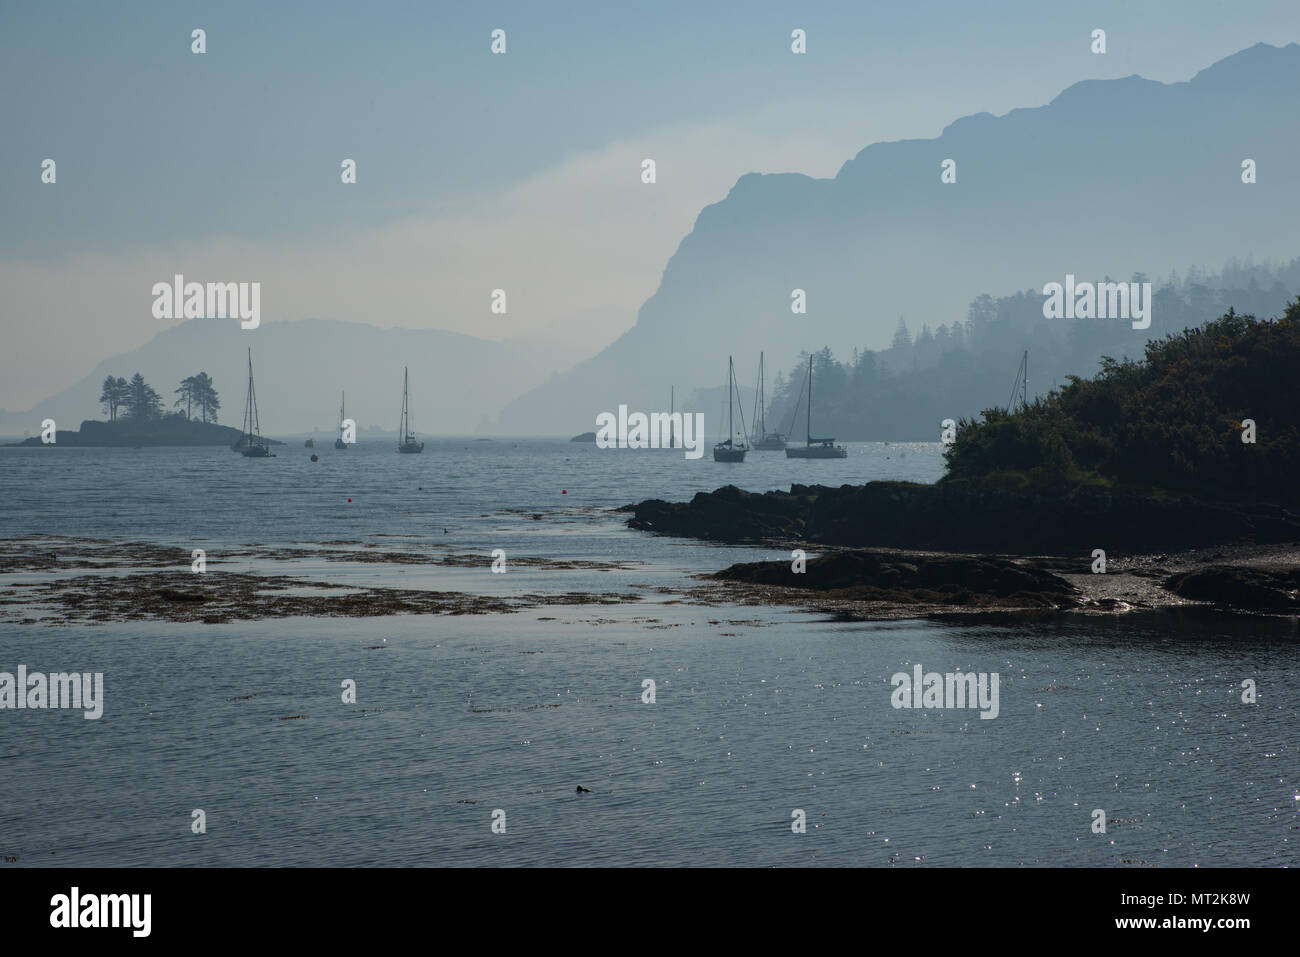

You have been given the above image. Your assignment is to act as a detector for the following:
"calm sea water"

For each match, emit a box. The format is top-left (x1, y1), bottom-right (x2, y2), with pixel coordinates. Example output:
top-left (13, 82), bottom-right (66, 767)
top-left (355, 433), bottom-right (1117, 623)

top-left (0, 439), bottom-right (1296, 866)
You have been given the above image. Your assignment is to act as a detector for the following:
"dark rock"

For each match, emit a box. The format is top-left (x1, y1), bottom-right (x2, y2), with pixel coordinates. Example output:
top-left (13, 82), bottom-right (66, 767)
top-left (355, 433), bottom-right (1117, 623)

top-left (713, 549), bottom-right (1078, 608)
top-left (1164, 565), bottom-right (1300, 611)
top-left (625, 479), bottom-right (1300, 554)
top-left (626, 484), bottom-right (811, 542)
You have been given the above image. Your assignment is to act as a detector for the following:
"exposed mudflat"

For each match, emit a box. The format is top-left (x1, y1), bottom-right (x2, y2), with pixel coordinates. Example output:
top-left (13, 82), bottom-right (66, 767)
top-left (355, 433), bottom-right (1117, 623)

top-left (2, 535), bottom-right (1297, 626)
top-left (0, 536), bottom-right (642, 574)
top-left (0, 536), bottom-right (642, 625)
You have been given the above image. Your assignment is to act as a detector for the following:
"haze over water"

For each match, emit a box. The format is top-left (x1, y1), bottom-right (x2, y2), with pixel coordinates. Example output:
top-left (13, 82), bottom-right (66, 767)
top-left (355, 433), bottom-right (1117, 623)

top-left (1, 441), bottom-right (1295, 865)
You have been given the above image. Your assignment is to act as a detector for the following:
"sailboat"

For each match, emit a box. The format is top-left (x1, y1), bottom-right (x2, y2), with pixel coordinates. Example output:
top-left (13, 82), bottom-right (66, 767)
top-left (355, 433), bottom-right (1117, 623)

top-left (750, 351), bottom-right (786, 450)
top-left (1006, 350), bottom-right (1028, 414)
top-left (786, 355), bottom-right (846, 458)
top-left (334, 392), bottom-right (350, 449)
top-left (669, 386), bottom-right (675, 449)
top-left (396, 367), bottom-right (424, 453)
top-left (713, 356), bottom-right (747, 462)
top-left (232, 347), bottom-right (273, 457)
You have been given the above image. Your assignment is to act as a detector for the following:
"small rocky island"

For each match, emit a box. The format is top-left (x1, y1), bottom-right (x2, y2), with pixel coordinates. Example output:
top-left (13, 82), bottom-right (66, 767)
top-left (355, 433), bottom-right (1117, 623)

top-left (626, 308), bottom-right (1300, 619)
top-left (8, 370), bottom-right (283, 447)
top-left (8, 418), bottom-right (282, 448)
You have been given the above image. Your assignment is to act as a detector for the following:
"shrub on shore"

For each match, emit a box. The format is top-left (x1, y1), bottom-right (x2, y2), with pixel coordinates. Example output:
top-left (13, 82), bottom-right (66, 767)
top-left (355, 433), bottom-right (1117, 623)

top-left (943, 302), bottom-right (1300, 504)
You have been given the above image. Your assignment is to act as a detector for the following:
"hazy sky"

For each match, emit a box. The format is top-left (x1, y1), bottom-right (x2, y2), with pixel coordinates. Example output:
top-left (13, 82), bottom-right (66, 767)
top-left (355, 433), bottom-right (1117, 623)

top-left (4, 0), bottom-right (1300, 410)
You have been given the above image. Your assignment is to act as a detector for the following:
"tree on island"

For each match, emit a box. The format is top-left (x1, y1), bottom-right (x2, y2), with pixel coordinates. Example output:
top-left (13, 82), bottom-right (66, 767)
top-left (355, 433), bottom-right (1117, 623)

top-left (194, 372), bottom-right (219, 423)
top-left (122, 373), bottom-right (164, 421)
top-left (172, 372), bottom-right (220, 423)
top-left (175, 376), bottom-right (197, 419)
top-left (99, 376), bottom-right (129, 421)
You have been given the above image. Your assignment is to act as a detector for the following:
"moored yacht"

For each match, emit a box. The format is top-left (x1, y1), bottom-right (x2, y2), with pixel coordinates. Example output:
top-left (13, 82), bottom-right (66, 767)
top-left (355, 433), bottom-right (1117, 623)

top-left (713, 356), bottom-right (748, 462)
top-left (786, 355), bottom-right (846, 459)
top-left (396, 368), bottom-right (424, 453)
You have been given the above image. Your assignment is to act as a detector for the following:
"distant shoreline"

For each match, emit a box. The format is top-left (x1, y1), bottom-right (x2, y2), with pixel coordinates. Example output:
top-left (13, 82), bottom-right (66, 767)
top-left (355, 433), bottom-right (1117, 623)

top-left (1, 432), bottom-right (613, 446)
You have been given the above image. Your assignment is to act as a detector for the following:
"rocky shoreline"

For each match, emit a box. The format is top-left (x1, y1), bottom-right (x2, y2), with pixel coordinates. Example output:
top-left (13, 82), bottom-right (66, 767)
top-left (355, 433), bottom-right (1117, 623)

top-left (623, 481), bottom-right (1300, 552)
top-left (5, 511), bottom-right (1299, 626)
top-left (692, 543), bottom-right (1300, 621)
top-left (626, 482), bottom-right (1300, 620)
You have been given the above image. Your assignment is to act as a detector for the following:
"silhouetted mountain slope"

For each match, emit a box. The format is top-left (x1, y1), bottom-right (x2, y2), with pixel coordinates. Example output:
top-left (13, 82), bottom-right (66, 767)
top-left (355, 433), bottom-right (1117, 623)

top-left (497, 43), bottom-right (1300, 434)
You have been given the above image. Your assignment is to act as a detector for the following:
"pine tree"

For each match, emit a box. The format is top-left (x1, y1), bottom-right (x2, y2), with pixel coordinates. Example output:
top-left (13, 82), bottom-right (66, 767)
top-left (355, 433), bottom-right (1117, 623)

top-left (891, 316), bottom-right (912, 349)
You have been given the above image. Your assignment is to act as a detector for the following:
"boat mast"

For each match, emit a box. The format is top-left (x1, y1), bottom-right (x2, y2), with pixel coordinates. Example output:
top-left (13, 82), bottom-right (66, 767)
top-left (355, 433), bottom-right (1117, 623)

top-left (401, 367), bottom-right (409, 439)
top-left (759, 352), bottom-right (766, 436)
top-left (806, 354), bottom-right (812, 443)
top-left (252, 351), bottom-right (258, 437)
top-left (727, 357), bottom-right (734, 445)
top-left (1006, 350), bottom-right (1029, 414)
top-left (245, 347), bottom-right (258, 439)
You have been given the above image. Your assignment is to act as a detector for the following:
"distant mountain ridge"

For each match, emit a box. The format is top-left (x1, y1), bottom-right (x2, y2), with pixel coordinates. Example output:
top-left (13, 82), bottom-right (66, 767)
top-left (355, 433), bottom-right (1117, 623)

top-left (495, 42), bottom-right (1300, 434)
top-left (0, 318), bottom-right (575, 436)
